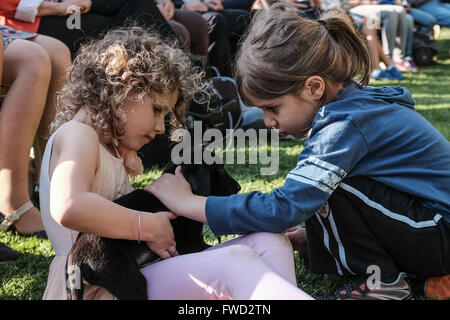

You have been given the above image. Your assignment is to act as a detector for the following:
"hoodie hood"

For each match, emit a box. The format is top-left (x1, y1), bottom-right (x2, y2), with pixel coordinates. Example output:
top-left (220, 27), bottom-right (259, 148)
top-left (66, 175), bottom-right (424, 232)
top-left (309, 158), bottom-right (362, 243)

top-left (339, 81), bottom-right (416, 109)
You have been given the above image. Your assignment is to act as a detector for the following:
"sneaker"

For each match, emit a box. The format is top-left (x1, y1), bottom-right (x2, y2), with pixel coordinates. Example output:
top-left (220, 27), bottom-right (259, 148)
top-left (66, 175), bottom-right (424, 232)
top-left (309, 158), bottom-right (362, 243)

top-left (404, 56), bottom-right (419, 73)
top-left (0, 243), bottom-right (20, 264)
top-left (393, 59), bottom-right (413, 72)
top-left (386, 65), bottom-right (405, 80)
top-left (323, 272), bottom-right (412, 300)
top-left (424, 275), bottom-right (450, 300)
top-left (371, 69), bottom-right (397, 81)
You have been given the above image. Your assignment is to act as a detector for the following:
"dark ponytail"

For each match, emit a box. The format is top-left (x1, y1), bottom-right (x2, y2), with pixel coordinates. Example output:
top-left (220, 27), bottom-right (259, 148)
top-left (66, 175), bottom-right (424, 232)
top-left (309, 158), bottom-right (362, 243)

top-left (235, 5), bottom-right (371, 105)
top-left (320, 9), bottom-right (371, 86)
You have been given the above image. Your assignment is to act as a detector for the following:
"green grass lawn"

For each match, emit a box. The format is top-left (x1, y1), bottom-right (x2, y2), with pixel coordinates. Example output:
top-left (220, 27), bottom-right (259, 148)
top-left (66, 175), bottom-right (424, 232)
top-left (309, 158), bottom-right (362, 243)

top-left (1, 28), bottom-right (449, 300)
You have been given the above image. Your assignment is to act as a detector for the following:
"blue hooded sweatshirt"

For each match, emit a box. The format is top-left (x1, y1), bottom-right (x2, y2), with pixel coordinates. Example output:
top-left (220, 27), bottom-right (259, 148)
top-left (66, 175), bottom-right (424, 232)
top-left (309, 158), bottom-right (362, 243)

top-left (206, 81), bottom-right (450, 236)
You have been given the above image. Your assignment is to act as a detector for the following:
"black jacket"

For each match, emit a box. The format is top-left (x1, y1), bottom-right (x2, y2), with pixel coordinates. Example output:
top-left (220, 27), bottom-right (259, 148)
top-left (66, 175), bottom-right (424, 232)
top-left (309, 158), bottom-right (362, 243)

top-left (173, 0), bottom-right (184, 9)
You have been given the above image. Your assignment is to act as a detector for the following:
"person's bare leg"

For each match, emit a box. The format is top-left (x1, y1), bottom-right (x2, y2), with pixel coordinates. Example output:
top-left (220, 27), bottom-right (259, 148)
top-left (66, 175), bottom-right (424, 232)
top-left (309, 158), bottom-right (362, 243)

top-left (362, 24), bottom-right (380, 71)
top-left (29, 35), bottom-right (71, 180)
top-left (378, 40), bottom-right (392, 67)
top-left (0, 39), bottom-right (51, 234)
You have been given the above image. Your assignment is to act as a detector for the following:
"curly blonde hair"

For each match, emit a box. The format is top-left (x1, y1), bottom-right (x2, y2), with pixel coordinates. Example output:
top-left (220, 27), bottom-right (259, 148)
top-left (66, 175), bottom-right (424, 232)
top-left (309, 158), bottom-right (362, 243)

top-left (51, 26), bottom-right (206, 143)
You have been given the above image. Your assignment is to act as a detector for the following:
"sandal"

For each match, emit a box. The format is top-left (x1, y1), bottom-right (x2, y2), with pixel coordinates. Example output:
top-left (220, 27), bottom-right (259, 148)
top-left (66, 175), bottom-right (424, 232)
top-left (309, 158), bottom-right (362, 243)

top-left (0, 200), bottom-right (47, 238)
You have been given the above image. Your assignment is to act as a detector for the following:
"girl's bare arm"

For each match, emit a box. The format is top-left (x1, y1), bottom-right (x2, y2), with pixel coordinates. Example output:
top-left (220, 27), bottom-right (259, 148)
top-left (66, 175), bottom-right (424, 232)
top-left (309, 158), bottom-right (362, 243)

top-left (49, 123), bottom-right (178, 257)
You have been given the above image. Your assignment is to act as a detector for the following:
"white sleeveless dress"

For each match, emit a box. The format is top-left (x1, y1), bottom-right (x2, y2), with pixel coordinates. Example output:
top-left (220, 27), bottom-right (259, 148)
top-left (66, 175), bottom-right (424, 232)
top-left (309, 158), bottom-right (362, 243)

top-left (39, 121), bottom-right (133, 299)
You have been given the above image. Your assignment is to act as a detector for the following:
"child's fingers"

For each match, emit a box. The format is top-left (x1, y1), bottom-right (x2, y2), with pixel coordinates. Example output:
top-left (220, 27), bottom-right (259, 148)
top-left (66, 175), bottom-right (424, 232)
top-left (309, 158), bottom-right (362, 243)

top-left (149, 241), bottom-right (179, 259)
top-left (168, 246), bottom-right (179, 257)
top-left (164, 211), bottom-right (178, 220)
top-left (283, 226), bottom-right (300, 234)
top-left (157, 249), bottom-right (171, 260)
top-left (175, 165), bottom-right (184, 177)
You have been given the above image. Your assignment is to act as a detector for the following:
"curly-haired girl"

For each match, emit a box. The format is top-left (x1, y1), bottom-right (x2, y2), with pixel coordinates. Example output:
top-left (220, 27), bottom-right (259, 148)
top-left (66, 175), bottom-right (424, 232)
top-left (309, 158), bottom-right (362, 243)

top-left (40, 26), bottom-right (313, 300)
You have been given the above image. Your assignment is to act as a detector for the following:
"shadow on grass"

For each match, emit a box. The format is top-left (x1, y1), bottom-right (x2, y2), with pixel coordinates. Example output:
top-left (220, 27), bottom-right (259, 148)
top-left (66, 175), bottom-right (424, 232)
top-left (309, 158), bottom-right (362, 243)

top-left (0, 251), bottom-right (52, 300)
top-left (436, 34), bottom-right (450, 60)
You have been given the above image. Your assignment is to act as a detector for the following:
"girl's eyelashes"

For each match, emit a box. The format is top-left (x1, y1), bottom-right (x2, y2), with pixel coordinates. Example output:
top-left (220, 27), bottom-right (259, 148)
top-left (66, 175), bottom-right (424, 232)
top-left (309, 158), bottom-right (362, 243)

top-left (153, 105), bottom-right (163, 113)
top-left (264, 105), bottom-right (279, 113)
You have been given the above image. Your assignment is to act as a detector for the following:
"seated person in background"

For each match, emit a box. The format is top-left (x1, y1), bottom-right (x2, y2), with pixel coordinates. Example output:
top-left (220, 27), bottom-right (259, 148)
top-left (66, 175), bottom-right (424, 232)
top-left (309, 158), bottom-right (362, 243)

top-left (349, 0), bottom-right (414, 71)
top-left (223, 0), bottom-right (256, 11)
top-left (156, 0), bottom-right (209, 62)
top-left (0, 24), bottom-right (71, 236)
top-left (2, 0), bottom-right (179, 57)
top-left (173, 0), bottom-right (251, 77)
top-left (407, 0), bottom-right (450, 28)
top-left (405, 0), bottom-right (437, 35)
top-left (348, 10), bottom-right (408, 79)
top-left (0, 34), bottom-right (21, 263)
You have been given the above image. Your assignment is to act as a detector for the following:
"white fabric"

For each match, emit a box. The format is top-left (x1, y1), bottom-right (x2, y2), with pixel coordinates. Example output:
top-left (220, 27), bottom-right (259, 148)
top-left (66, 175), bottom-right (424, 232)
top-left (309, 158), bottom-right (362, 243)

top-left (14, 0), bottom-right (44, 23)
top-left (39, 120), bottom-right (133, 299)
top-left (340, 182), bottom-right (442, 229)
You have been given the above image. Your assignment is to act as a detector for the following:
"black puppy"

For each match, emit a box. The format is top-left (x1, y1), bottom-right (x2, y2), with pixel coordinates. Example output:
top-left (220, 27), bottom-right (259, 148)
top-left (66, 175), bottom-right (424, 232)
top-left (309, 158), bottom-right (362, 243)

top-left (66, 161), bottom-right (240, 300)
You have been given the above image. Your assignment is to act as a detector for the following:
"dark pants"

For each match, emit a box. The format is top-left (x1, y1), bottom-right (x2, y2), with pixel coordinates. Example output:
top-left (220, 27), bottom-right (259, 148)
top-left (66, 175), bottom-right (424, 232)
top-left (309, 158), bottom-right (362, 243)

top-left (37, 0), bottom-right (178, 57)
top-left (199, 9), bottom-right (251, 77)
top-left (223, 0), bottom-right (254, 11)
top-left (173, 10), bottom-right (209, 56)
top-left (305, 176), bottom-right (450, 283)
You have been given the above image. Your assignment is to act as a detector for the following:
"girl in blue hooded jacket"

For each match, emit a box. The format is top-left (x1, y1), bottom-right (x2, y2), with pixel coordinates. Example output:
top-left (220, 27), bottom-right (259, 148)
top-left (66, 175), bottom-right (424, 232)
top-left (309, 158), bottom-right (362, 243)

top-left (147, 5), bottom-right (450, 300)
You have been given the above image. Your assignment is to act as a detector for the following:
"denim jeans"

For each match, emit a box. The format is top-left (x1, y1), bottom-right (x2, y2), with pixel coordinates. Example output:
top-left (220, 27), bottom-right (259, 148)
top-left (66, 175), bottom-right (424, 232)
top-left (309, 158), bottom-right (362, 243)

top-left (350, 4), bottom-right (408, 59)
top-left (419, 0), bottom-right (450, 27)
top-left (409, 8), bottom-right (437, 33)
top-left (406, 14), bottom-right (414, 57)
top-left (223, 0), bottom-right (255, 11)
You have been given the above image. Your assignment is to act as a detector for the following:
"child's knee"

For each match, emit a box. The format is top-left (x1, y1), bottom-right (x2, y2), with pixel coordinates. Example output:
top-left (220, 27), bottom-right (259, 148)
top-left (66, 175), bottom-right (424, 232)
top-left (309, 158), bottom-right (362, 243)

top-left (25, 46), bottom-right (52, 83)
top-left (3, 40), bottom-right (51, 83)
top-left (245, 232), bottom-right (293, 251)
top-left (45, 40), bottom-right (71, 75)
top-left (223, 244), bottom-right (258, 260)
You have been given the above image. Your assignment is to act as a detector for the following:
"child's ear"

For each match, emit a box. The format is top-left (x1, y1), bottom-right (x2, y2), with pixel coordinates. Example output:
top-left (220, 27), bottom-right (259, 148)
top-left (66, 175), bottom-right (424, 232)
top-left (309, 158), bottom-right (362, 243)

top-left (304, 76), bottom-right (326, 100)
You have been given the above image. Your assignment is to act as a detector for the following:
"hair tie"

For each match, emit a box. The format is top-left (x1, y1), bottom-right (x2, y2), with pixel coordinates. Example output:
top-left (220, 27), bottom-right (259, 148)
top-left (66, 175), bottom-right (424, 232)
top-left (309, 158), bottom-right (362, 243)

top-left (317, 20), bottom-right (328, 30)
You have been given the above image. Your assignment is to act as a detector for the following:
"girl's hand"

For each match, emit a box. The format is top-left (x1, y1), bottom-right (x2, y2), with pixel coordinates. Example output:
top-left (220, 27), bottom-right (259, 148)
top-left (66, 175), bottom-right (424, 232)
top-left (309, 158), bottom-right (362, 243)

top-left (145, 166), bottom-right (208, 222)
top-left (38, 0), bottom-right (91, 16)
top-left (145, 166), bottom-right (193, 215)
top-left (59, 0), bottom-right (92, 15)
top-left (143, 211), bottom-right (179, 259)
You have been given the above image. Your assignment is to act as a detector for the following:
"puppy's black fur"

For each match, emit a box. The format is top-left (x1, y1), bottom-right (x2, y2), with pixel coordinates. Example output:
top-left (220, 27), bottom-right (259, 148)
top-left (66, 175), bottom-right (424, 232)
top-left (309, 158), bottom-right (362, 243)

top-left (66, 161), bottom-right (240, 300)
